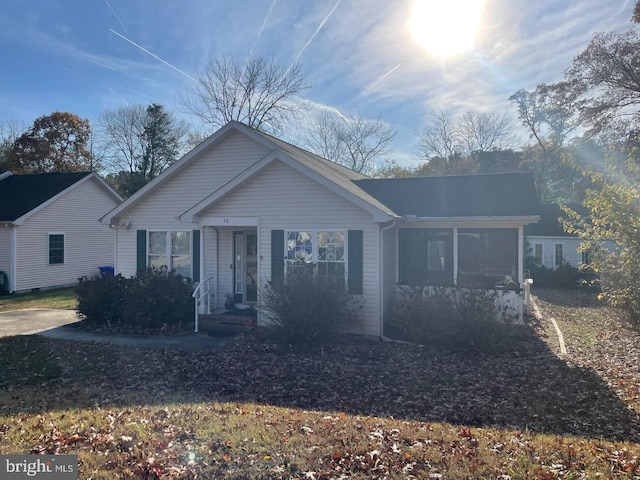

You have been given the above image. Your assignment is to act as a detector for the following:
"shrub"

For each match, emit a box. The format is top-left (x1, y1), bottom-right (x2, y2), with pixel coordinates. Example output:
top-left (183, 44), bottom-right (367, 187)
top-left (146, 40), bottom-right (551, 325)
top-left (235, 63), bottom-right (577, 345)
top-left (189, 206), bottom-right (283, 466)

top-left (528, 263), bottom-right (585, 288)
top-left (260, 269), bottom-right (354, 343)
top-left (119, 267), bottom-right (194, 329)
top-left (388, 285), bottom-right (518, 349)
top-left (76, 273), bottom-right (127, 327)
top-left (76, 267), bottom-right (194, 330)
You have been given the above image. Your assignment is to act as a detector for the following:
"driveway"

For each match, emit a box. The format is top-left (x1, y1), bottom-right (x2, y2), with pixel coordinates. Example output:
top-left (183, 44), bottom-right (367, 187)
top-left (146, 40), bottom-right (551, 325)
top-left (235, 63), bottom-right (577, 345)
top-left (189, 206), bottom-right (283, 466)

top-left (0, 308), bottom-right (237, 352)
top-left (0, 308), bottom-right (79, 336)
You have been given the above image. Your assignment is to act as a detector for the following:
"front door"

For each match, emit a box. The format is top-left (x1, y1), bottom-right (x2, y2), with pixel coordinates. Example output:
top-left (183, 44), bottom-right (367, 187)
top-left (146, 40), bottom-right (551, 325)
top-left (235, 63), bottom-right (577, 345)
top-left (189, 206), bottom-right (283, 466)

top-left (233, 231), bottom-right (258, 304)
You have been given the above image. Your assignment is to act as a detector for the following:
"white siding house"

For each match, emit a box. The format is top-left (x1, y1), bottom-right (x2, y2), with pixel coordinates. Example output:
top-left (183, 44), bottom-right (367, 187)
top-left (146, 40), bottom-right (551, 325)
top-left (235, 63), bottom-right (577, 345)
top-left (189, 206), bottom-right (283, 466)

top-left (0, 172), bottom-right (121, 293)
top-left (101, 121), bottom-right (540, 336)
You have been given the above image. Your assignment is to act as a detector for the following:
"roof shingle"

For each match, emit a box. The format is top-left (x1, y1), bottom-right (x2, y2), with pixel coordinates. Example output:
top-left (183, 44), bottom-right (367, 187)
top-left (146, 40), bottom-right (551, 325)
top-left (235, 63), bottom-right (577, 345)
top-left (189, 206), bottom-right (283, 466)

top-left (0, 172), bottom-right (91, 221)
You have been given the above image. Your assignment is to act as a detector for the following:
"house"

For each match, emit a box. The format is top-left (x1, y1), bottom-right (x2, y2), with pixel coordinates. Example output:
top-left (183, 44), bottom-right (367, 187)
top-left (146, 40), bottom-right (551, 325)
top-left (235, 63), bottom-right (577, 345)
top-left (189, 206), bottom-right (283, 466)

top-left (524, 204), bottom-right (588, 270)
top-left (100, 121), bottom-right (539, 336)
top-left (0, 171), bottom-right (122, 293)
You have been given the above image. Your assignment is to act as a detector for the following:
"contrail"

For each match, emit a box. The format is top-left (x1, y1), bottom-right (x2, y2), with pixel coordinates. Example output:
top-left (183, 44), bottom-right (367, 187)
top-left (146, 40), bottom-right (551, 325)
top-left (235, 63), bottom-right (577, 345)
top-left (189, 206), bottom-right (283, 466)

top-left (248, 0), bottom-right (277, 62)
top-left (109, 28), bottom-right (197, 82)
top-left (362, 64), bottom-right (401, 93)
top-left (104, 0), bottom-right (131, 37)
top-left (294, 0), bottom-right (342, 61)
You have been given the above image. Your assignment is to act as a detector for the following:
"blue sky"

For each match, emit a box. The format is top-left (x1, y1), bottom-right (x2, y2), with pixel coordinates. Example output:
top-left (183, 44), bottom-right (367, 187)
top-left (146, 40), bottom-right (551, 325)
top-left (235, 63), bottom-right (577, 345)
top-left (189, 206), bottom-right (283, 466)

top-left (0, 0), bottom-right (635, 166)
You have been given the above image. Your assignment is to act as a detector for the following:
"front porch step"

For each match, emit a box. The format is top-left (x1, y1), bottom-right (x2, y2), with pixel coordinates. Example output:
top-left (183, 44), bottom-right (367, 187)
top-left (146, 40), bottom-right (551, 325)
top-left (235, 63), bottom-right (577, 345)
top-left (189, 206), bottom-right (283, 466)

top-left (198, 313), bottom-right (256, 333)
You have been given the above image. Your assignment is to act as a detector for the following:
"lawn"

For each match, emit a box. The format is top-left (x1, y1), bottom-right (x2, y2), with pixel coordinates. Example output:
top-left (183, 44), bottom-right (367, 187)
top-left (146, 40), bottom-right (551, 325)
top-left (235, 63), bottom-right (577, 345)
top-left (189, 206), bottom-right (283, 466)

top-left (0, 289), bottom-right (639, 479)
top-left (0, 287), bottom-right (77, 312)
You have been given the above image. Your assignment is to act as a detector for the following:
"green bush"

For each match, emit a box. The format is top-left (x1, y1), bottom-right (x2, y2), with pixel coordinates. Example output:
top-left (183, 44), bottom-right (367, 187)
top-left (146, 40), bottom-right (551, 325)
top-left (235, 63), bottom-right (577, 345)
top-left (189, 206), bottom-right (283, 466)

top-left (119, 267), bottom-right (194, 329)
top-left (528, 263), bottom-right (585, 288)
top-left (76, 273), bottom-right (127, 327)
top-left (260, 269), bottom-right (354, 343)
top-left (76, 267), bottom-right (194, 330)
top-left (388, 286), bottom-right (518, 349)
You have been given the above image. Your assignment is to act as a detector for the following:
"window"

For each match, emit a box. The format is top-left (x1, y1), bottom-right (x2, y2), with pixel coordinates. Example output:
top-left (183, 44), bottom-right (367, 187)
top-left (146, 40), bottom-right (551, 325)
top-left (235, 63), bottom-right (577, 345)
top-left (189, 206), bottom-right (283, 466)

top-left (581, 249), bottom-right (590, 265)
top-left (398, 229), bottom-right (453, 285)
top-left (148, 231), bottom-right (192, 277)
top-left (286, 231), bottom-right (345, 279)
top-left (555, 244), bottom-right (563, 267)
top-left (48, 233), bottom-right (64, 265)
top-left (534, 243), bottom-right (543, 265)
top-left (458, 229), bottom-right (518, 288)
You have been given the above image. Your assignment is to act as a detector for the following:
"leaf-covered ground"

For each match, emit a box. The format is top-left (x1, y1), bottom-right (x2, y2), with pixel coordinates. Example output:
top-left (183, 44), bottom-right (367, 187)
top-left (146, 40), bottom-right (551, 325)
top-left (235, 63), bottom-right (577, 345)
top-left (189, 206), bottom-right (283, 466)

top-left (1, 290), bottom-right (640, 479)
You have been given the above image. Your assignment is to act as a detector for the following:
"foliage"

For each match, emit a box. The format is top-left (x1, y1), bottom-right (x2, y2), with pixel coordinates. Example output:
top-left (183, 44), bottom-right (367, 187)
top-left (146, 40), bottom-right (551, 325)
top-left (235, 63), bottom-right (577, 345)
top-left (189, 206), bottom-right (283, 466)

top-left (7, 112), bottom-right (93, 173)
top-left (527, 263), bottom-right (591, 289)
top-left (0, 119), bottom-right (26, 172)
top-left (76, 267), bottom-right (194, 329)
top-left (388, 285), bottom-right (518, 349)
top-left (305, 111), bottom-right (396, 174)
top-left (564, 164), bottom-right (640, 319)
top-left (97, 103), bottom-right (189, 197)
top-left (260, 269), bottom-right (353, 343)
top-left (182, 55), bottom-right (310, 134)
top-left (75, 274), bottom-right (127, 327)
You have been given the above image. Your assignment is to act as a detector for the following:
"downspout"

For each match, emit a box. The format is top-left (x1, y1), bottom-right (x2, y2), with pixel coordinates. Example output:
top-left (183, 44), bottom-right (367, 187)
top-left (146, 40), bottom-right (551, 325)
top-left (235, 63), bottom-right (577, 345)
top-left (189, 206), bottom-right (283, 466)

top-left (109, 224), bottom-right (118, 274)
top-left (10, 225), bottom-right (17, 293)
top-left (379, 220), bottom-right (396, 339)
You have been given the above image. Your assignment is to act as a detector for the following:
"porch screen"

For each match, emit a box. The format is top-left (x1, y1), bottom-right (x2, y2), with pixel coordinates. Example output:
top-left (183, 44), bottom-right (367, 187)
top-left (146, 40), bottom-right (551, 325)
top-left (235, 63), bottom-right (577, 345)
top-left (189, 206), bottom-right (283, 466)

top-left (398, 228), bottom-right (453, 286)
top-left (457, 228), bottom-right (518, 288)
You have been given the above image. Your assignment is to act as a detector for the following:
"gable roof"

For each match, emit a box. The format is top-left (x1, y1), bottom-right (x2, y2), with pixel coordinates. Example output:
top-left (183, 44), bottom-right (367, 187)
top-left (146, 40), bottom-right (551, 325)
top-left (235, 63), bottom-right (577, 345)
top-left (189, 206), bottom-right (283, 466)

top-left (0, 171), bottom-right (94, 222)
top-left (102, 121), bottom-right (397, 224)
top-left (354, 172), bottom-right (539, 218)
top-left (524, 203), bottom-right (586, 237)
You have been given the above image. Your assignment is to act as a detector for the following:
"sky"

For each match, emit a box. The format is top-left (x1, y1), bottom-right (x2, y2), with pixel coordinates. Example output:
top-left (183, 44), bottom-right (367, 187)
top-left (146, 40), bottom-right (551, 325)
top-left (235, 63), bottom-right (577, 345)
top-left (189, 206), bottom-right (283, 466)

top-left (0, 0), bottom-right (636, 167)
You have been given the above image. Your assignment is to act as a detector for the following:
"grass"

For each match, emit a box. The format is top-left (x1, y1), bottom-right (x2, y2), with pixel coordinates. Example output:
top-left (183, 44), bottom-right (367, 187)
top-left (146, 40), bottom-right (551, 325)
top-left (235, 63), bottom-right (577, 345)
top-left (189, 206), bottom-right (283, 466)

top-left (0, 287), bottom-right (77, 312)
top-left (1, 289), bottom-right (640, 478)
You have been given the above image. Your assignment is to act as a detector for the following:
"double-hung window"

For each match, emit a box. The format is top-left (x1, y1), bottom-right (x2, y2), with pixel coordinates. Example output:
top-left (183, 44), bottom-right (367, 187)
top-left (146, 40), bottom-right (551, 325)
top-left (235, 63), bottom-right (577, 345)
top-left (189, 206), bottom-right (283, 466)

top-left (555, 244), bottom-right (563, 267)
top-left (286, 231), bottom-right (346, 279)
top-left (48, 233), bottom-right (64, 265)
top-left (147, 231), bottom-right (192, 277)
top-left (534, 243), bottom-right (543, 265)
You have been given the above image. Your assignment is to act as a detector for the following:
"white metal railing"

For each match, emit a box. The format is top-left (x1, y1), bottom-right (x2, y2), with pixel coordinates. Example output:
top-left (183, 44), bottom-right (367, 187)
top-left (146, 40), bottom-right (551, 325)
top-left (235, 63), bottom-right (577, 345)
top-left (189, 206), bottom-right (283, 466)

top-left (192, 276), bottom-right (214, 332)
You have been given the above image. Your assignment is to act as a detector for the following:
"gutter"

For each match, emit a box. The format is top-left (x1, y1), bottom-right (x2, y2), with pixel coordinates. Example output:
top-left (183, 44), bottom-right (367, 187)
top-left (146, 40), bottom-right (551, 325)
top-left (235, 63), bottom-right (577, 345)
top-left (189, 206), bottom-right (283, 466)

top-left (378, 220), bottom-right (396, 338)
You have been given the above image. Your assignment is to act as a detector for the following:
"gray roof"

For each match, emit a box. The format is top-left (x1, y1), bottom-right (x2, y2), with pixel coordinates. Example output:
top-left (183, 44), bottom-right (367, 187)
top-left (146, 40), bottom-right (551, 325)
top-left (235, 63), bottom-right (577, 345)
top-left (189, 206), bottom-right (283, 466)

top-left (354, 172), bottom-right (539, 218)
top-left (0, 172), bottom-right (91, 221)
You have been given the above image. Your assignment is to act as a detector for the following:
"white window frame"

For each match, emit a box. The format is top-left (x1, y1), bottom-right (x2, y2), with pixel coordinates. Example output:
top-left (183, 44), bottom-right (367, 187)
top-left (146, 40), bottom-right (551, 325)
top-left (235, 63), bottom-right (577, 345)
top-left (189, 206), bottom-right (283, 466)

top-left (555, 243), bottom-right (564, 268)
top-left (284, 230), bottom-right (348, 280)
top-left (147, 230), bottom-right (193, 277)
top-left (47, 232), bottom-right (65, 265)
top-left (534, 243), bottom-right (543, 265)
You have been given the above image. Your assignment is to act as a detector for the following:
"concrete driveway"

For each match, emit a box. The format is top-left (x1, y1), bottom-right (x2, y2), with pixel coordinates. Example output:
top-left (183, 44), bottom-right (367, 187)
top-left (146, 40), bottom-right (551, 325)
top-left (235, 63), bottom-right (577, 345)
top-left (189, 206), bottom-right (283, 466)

top-left (0, 308), bottom-right (79, 336)
top-left (0, 308), bottom-right (238, 352)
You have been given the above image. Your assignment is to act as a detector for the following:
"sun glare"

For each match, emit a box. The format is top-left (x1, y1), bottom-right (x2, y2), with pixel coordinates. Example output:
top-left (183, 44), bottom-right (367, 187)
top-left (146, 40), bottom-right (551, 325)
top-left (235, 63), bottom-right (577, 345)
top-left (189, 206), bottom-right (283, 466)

top-left (410, 0), bottom-right (483, 58)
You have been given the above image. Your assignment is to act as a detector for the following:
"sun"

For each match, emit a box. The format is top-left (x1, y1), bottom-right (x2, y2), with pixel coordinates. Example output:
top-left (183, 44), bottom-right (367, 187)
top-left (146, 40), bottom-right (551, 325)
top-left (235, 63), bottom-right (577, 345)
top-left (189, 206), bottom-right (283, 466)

top-left (410, 0), bottom-right (483, 58)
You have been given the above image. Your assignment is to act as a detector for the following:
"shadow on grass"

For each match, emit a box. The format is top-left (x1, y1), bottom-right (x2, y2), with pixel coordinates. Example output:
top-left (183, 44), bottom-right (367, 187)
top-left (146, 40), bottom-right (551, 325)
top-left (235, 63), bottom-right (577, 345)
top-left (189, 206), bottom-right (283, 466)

top-left (1, 327), bottom-right (639, 444)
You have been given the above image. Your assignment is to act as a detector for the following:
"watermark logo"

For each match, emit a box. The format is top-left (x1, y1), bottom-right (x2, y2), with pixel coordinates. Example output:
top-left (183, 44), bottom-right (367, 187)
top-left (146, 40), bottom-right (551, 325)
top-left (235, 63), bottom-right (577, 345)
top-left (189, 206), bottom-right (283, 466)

top-left (0, 455), bottom-right (77, 479)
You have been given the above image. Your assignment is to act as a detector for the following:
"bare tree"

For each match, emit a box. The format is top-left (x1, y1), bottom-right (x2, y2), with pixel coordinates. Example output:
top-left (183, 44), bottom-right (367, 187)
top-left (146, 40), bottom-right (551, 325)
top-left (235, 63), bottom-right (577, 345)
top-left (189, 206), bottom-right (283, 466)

top-left (418, 111), bottom-right (461, 161)
top-left (97, 104), bottom-right (190, 197)
top-left (182, 56), bottom-right (311, 134)
top-left (458, 110), bottom-right (517, 153)
top-left (305, 111), bottom-right (396, 174)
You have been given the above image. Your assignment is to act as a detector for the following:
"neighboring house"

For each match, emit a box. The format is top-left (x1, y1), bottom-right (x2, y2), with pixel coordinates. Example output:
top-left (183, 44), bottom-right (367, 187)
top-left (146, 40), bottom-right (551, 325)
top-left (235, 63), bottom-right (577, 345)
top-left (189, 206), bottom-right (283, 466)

top-left (524, 204), bottom-right (587, 270)
top-left (0, 171), bottom-right (122, 293)
top-left (100, 121), bottom-right (539, 336)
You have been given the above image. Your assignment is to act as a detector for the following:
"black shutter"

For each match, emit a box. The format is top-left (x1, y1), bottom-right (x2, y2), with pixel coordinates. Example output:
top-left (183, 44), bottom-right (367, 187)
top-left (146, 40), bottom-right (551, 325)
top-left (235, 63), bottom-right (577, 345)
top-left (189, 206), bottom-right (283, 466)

top-left (348, 230), bottom-right (363, 294)
top-left (271, 230), bottom-right (285, 287)
top-left (192, 230), bottom-right (201, 282)
top-left (136, 230), bottom-right (147, 273)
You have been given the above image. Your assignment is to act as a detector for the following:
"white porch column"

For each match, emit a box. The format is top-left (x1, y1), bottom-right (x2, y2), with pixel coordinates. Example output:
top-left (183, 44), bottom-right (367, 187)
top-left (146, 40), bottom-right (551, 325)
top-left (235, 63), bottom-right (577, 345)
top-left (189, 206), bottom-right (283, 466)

top-left (518, 225), bottom-right (524, 288)
top-left (453, 226), bottom-right (458, 285)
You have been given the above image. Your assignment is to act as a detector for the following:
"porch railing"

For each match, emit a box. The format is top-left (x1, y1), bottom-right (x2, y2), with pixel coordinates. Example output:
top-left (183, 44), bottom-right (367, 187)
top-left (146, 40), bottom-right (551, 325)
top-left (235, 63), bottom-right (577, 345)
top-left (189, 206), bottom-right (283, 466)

top-left (192, 276), bottom-right (214, 332)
